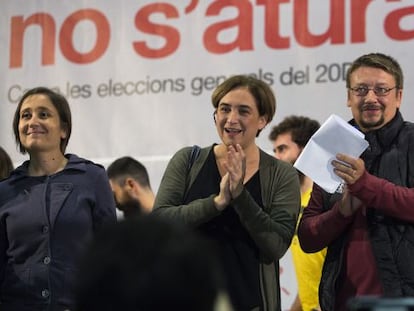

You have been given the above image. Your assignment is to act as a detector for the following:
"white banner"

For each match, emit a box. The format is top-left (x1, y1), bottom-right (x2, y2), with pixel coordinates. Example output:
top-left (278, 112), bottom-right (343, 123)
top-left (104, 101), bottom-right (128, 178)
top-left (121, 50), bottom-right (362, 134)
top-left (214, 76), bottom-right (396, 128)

top-left (2, 1), bottom-right (414, 308)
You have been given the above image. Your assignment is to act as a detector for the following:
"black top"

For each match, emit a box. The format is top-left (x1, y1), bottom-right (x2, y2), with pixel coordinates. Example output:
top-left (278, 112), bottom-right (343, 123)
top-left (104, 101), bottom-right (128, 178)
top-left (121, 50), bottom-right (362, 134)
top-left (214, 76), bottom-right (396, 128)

top-left (185, 148), bottom-right (264, 311)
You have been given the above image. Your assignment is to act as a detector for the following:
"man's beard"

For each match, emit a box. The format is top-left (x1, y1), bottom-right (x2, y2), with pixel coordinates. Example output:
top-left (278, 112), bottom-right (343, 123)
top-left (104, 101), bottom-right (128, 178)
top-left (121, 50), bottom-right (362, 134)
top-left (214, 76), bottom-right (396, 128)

top-left (117, 198), bottom-right (143, 218)
top-left (358, 104), bottom-right (385, 130)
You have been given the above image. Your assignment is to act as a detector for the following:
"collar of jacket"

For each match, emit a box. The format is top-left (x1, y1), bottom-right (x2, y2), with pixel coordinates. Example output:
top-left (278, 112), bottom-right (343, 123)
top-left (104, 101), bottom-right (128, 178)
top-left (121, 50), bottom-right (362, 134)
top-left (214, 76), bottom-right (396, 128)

top-left (349, 109), bottom-right (404, 149)
top-left (8, 153), bottom-right (97, 183)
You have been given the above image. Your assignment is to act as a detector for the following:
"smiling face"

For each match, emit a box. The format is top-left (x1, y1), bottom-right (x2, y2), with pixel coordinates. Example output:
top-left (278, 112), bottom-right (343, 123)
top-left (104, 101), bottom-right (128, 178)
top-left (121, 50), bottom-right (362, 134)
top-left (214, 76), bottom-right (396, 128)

top-left (214, 87), bottom-right (267, 149)
top-left (347, 66), bottom-right (402, 132)
top-left (18, 94), bottom-right (67, 155)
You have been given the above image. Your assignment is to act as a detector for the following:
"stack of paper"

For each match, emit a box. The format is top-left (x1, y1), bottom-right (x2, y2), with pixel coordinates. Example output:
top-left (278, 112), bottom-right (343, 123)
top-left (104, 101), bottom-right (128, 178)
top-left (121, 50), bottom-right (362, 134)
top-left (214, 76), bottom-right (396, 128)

top-left (294, 114), bottom-right (369, 193)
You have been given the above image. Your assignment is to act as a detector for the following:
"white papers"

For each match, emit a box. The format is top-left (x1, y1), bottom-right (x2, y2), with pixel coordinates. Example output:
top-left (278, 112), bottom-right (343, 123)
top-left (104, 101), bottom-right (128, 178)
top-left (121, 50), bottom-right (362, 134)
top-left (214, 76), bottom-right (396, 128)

top-left (294, 114), bottom-right (369, 193)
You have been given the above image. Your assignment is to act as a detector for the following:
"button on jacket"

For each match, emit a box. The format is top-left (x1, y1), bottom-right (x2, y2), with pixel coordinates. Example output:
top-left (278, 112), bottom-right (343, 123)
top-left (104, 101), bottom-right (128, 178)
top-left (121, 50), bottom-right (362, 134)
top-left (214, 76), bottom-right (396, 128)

top-left (0, 154), bottom-right (117, 311)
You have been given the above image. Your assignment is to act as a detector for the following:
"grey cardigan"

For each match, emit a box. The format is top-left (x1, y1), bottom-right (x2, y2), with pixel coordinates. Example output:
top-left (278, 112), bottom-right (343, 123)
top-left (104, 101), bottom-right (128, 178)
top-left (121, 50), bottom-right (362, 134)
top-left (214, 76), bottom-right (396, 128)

top-left (153, 145), bottom-right (300, 311)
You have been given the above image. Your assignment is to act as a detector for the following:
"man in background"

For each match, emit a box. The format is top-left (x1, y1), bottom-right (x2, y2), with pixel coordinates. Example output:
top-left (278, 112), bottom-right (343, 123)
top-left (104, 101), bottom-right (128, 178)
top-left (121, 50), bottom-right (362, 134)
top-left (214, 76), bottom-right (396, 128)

top-left (107, 156), bottom-right (154, 218)
top-left (269, 115), bottom-right (326, 311)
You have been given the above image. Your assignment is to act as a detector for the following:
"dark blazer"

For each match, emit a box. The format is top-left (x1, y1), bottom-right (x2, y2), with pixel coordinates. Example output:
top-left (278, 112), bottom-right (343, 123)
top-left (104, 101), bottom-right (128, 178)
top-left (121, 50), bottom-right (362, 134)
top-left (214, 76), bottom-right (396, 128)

top-left (0, 154), bottom-right (117, 311)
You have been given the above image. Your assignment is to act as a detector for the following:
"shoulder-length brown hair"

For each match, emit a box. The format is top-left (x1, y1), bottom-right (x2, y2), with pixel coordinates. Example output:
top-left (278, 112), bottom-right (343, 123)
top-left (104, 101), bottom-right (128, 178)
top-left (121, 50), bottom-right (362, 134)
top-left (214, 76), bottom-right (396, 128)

top-left (12, 87), bottom-right (72, 154)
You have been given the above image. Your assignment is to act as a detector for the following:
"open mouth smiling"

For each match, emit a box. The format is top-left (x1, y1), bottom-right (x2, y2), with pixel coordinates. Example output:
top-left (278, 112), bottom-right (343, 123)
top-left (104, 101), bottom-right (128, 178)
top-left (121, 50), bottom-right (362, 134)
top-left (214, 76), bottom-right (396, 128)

top-left (27, 130), bottom-right (46, 135)
top-left (225, 128), bottom-right (242, 134)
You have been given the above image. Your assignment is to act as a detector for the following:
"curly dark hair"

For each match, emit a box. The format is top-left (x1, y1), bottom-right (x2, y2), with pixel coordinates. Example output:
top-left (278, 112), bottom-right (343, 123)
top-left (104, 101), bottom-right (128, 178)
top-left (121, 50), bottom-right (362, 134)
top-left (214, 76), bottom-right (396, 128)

top-left (269, 115), bottom-right (320, 148)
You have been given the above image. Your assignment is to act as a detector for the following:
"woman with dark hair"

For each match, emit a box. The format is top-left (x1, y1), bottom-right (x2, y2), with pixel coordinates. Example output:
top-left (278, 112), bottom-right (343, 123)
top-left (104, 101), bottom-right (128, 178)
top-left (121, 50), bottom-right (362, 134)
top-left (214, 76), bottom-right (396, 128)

top-left (154, 75), bottom-right (301, 311)
top-left (0, 146), bottom-right (14, 180)
top-left (0, 87), bottom-right (116, 311)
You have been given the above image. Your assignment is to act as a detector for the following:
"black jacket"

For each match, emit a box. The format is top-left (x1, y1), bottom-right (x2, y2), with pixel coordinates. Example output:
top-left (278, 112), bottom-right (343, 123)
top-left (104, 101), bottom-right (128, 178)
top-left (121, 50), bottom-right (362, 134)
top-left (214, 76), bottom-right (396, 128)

top-left (319, 111), bottom-right (414, 311)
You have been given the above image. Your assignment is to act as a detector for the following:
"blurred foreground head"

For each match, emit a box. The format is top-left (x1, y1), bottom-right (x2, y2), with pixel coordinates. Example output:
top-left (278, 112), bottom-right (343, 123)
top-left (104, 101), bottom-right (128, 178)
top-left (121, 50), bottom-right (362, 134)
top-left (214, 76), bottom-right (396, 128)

top-left (75, 215), bottom-right (231, 311)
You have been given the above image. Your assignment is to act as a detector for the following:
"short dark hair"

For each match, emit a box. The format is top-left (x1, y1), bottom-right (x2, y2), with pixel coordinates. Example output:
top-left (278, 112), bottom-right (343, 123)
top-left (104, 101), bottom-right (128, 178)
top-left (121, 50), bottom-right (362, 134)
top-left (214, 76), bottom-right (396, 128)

top-left (75, 216), bottom-right (225, 311)
top-left (269, 115), bottom-right (320, 148)
top-left (107, 156), bottom-right (151, 189)
top-left (211, 75), bottom-right (276, 137)
top-left (0, 146), bottom-right (14, 180)
top-left (346, 53), bottom-right (404, 89)
top-left (12, 87), bottom-right (72, 154)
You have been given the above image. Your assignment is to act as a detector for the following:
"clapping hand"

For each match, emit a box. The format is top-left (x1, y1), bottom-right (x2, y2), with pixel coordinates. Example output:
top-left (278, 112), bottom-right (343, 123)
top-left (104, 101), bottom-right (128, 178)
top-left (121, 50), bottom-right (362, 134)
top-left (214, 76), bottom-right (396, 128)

top-left (214, 144), bottom-right (246, 211)
top-left (224, 144), bottom-right (246, 199)
top-left (332, 153), bottom-right (365, 185)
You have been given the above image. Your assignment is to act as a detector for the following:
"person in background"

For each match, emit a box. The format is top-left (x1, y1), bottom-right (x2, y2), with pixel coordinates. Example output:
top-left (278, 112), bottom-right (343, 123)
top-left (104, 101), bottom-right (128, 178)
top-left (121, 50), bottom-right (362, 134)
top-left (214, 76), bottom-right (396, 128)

top-left (298, 53), bottom-right (414, 311)
top-left (0, 146), bottom-right (14, 180)
top-left (269, 115), bottom-right (325, 311)
top-left (75, 215), bottom-right (233, 311)
top-left (153, 75), bottom-right (301, 311)
top-left (107, 156), bottom-right (155, 218)
top-left (0, 87), bottom-right (117, 311)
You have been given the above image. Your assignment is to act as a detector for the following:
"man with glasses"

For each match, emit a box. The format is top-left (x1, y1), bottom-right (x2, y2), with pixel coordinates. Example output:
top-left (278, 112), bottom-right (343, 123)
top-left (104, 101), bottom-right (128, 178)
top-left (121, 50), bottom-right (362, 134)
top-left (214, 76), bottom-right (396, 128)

top-left (298, 53), bottom-right (414, 311)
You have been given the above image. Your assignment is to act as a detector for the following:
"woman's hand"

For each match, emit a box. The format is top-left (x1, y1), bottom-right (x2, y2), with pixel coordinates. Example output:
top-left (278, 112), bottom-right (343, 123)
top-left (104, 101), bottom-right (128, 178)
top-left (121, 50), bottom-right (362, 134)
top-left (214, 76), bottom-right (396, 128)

top-left (224, 144), bottom-right (246, 199)
top-left (214, 172), bottom-right (231, 211)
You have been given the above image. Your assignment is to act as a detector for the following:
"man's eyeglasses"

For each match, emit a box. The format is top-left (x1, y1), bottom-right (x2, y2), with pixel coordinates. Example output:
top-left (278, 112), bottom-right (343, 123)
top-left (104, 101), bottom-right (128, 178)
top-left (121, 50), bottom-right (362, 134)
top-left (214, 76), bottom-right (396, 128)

top-left (349, 86), bottom-right (397, 97)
